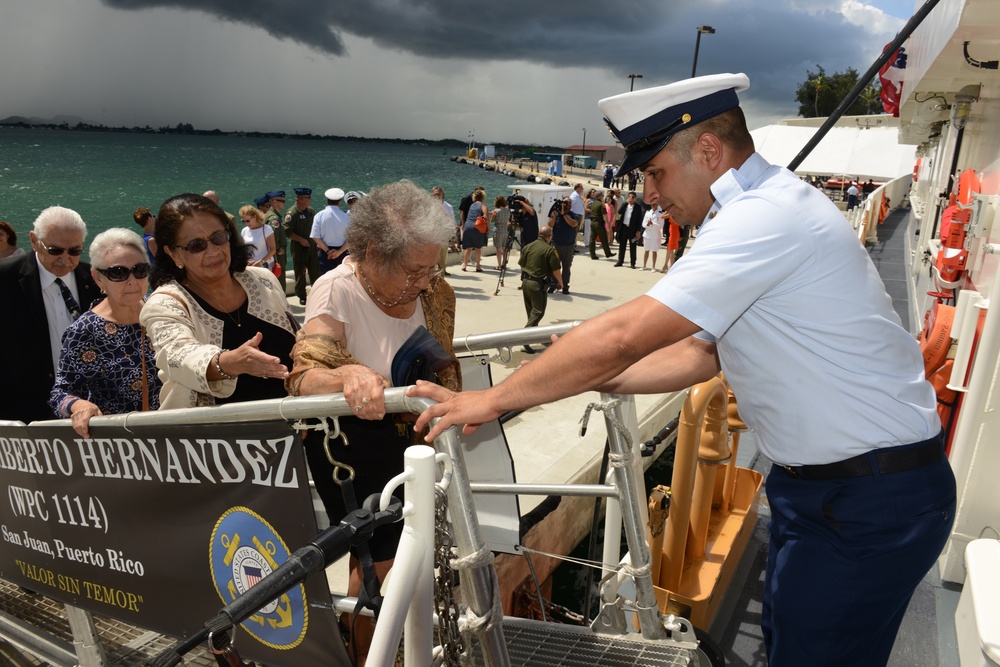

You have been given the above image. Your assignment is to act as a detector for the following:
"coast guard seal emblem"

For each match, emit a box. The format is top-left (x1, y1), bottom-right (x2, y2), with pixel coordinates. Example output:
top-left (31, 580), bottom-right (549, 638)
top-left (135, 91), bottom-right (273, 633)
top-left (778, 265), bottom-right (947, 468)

top-left (209, 506), bottom-right (308, 650)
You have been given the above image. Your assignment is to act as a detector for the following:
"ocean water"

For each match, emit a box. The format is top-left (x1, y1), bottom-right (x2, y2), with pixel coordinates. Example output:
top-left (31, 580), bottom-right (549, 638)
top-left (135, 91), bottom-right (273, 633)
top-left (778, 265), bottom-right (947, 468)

top-left (1, 129), bottom-right (527, 260)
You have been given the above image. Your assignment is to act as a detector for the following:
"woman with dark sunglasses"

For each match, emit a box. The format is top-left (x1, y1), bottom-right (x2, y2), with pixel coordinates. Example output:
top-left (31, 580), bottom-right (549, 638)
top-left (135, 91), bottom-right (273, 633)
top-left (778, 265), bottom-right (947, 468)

top-left (140, 193), bottom-right (297, 409)
top-left (50, 228), bottom-right (161, 437)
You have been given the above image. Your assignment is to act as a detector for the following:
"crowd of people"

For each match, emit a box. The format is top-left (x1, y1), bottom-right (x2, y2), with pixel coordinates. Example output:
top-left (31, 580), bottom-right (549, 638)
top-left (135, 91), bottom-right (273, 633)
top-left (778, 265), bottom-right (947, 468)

top-left (0, 71), bottom-right (940, 667)
top-left (0, 180), bottom-right (461, 661)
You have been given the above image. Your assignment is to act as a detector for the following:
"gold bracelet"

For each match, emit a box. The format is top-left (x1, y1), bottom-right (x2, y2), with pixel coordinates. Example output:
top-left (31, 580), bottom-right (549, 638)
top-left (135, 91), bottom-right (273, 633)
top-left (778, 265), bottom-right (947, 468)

top-left (214, 349), bottom-right (236, 380)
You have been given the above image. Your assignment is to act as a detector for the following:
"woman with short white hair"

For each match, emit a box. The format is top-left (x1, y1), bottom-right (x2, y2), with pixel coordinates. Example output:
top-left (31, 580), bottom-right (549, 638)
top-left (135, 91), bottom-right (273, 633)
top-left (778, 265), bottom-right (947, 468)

top-left (50, 227), bottom-right (161, 437)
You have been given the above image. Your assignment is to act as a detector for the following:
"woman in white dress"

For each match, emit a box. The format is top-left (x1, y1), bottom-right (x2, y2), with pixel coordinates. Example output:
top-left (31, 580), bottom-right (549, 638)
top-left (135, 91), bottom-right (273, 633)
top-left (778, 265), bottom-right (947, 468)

top-left (640, 205), bottom-right (664, 270)
top-left (238, 205), bottom-right (276, 269)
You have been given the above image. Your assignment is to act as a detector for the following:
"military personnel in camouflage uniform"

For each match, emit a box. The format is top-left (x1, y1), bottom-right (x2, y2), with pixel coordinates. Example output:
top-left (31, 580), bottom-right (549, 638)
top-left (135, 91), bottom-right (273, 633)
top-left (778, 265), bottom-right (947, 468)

top-left (518, 225), bottom-right (563, 353)
top-left (264, 190), bottom-right (287, 291)
top-left (284, 187), bottom-right (319, 305)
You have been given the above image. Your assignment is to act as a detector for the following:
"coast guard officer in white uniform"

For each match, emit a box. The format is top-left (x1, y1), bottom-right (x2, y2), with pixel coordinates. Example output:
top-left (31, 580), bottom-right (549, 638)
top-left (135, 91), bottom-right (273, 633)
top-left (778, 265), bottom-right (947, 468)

top-left (410, 73), bottom-right (956, 667)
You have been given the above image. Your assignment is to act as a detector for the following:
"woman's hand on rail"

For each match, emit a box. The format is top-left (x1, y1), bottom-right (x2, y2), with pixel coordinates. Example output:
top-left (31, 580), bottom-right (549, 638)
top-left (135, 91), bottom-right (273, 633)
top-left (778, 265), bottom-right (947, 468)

top-left (342, 365), bottom-right (390, 420)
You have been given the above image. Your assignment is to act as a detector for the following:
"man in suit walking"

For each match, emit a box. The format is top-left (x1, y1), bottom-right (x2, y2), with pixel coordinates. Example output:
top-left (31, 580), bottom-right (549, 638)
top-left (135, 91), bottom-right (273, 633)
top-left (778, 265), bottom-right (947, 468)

top-left (614, 191), bottom-right (645, 268)
top-left (0, 206), bottom-right (100, 423)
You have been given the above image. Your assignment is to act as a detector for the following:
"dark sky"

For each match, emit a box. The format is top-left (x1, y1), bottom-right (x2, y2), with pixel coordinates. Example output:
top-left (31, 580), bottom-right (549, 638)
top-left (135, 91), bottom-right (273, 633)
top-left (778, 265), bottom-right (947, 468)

top-left (1, 0), bottom-right (910, 144)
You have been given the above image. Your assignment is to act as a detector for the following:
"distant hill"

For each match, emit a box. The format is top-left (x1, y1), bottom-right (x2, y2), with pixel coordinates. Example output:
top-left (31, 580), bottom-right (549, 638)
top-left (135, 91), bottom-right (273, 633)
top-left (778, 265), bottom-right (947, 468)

top-left (0, 114), bottom-right (88, 126)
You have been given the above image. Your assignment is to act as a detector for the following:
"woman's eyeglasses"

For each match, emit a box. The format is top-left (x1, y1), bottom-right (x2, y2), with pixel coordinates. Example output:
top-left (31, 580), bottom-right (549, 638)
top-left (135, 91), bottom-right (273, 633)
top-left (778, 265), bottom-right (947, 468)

top-left (402, 266), bottom-right (444, 287)
top-left (96, 263), bottom-right (151, 282)
top-left (171, 230), bottom-right (230, 254)
top-left (38, 239), bottom-right (84, 256)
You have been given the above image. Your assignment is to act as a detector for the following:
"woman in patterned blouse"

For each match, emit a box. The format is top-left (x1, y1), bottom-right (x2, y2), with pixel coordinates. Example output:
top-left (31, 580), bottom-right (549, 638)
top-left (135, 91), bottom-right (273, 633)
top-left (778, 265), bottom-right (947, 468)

top-left (50, 228), bottom-right (161, 437)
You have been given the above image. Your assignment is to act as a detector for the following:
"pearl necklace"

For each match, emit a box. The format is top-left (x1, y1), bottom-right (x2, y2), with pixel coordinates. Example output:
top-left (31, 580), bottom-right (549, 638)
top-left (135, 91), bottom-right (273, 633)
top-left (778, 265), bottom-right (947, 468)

top-left (356, 264), bottom-right (406, 309)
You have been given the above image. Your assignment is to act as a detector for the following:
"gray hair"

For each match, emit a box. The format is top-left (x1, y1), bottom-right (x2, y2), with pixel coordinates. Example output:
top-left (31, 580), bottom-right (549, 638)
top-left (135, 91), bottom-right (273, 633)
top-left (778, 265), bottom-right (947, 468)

top-left (347, 180), bottom-right (452, 263)
top-left (89, 228), bottom-right (147, 269)
top-left (33, 206), bottom-right (87, 239)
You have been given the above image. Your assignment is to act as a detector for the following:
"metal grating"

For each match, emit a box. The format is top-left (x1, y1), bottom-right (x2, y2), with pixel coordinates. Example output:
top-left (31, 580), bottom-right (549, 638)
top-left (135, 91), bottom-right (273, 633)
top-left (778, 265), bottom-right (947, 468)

top-left (473, 617), bottom-right (694, 667)
top-left (0, 579), bottom-right (218, 666)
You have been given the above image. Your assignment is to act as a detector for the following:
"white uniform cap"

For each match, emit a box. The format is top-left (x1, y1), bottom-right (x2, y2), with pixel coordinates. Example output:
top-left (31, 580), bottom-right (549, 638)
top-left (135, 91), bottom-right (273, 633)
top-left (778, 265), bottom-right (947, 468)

top-left (598, 73), bottom-right (750, 174)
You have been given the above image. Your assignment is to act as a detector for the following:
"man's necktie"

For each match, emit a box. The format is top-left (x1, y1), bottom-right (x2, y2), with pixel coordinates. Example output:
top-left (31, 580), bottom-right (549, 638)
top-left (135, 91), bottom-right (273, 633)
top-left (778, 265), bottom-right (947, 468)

top-left (54, 277), bottom-right (81, 321)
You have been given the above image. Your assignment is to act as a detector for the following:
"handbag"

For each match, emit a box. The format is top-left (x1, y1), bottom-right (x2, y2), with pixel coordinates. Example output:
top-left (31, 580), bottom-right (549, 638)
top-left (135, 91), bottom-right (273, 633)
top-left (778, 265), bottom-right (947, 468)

top-left (474, 215), bottom-right (488, 234)
top-left (271, 262), bottom-right (282, 277)
top-left (390, 325), bottom-right (452, 387)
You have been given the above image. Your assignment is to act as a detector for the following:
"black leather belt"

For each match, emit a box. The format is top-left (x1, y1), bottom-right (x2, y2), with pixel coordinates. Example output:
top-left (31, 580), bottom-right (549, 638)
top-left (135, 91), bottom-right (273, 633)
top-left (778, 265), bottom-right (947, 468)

top-left (779, 433), bottom-right (943, 480)
top-left (521, 273), bottom-right (546, 282)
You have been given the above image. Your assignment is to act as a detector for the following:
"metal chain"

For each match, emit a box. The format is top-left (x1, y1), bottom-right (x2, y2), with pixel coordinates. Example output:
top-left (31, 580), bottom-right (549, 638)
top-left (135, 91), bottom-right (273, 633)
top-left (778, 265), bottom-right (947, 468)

top-left (433, 484), bottom-right (466, 666)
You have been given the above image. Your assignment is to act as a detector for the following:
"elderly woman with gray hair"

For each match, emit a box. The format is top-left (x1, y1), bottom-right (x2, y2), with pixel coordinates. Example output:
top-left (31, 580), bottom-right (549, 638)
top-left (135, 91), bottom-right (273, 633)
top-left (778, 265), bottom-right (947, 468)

top-left (50, 228), bottom-right (161, 437)
top-left (288, 179), bottom-right (462, 658)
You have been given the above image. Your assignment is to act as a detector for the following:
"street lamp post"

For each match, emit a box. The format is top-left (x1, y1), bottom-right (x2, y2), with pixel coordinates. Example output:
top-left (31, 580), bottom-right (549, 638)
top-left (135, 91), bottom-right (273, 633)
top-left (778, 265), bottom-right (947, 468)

top-left (691, 25), bottom-right (716, 78)
top-left (627, 73), bottom-right (643, 91)
top-left (581, 128), bottom-right (586, 172)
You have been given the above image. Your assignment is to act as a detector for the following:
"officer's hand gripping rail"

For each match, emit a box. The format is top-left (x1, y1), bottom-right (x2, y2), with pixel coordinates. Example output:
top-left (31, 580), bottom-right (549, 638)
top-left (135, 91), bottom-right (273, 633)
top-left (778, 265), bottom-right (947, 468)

top-left (146, 496), bottom-right (402, 667)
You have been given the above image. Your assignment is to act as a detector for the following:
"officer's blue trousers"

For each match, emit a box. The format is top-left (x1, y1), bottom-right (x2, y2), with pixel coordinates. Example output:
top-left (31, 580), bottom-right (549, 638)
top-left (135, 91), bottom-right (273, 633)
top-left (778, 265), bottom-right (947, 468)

top-left (762, 441), bottom-right (956, 666)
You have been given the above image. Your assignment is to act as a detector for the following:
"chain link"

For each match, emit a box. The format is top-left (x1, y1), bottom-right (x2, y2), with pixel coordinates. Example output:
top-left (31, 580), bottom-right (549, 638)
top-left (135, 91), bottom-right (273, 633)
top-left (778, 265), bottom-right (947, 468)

top-left (433, 484), bottom-right (466, 665)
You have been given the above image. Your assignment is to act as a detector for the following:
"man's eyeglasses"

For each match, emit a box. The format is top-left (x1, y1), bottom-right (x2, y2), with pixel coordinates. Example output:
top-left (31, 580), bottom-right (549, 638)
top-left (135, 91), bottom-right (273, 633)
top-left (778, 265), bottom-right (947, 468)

top-left (96, 263), bottom-right (151, 282)
top-left (171, 230), bottom-right (230, 254)
top-left (38, 239), bottom-right (84, 256)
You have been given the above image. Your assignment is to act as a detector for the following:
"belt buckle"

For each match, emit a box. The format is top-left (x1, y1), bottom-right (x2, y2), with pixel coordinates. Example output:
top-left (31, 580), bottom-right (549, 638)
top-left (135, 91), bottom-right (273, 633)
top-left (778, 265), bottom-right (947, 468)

top-left (781, 465), bottom-right (801, 479)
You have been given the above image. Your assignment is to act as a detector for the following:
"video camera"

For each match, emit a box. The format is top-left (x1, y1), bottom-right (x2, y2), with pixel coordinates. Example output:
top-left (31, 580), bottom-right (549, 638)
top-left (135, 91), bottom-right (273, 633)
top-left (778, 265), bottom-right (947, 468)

top-left (509, 190), bottom-right (527, 224)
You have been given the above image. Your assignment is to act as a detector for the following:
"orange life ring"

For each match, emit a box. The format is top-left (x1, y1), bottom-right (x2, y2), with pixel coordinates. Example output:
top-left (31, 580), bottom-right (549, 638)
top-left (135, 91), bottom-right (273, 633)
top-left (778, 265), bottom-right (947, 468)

top-left (928, 360), bottom-right (958, 456)
top-left (917, 301), bottom-right (959, 456)
top-left (918, 302), bottom-right (954, 375)
top-left (957, 168), bottom-right (980, 207)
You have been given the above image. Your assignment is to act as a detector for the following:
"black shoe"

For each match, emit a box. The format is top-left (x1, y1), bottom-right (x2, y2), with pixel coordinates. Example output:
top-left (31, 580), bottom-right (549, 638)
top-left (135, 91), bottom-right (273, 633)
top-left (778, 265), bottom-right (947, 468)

top-left (562, 287), bottom-right (570, 295)
top-left (298, 297), bottom-right (306, 306)
top-left (613, 262), bottom-right (623, 267)
top-left (522, 345), bottom-right (537, 354)
top-left (546, 285), bottom-right (556, 293)
top-left (630, 265), bottom-right (636, 269)
top-left (590, 255), bottom-right (599, 259)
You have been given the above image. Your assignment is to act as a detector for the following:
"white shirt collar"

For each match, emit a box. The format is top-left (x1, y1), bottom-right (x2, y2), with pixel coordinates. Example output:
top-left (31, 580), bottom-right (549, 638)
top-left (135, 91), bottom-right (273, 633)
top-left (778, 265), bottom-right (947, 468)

top-left (35, 254), bottom-right (79, 293)
top-left (703, 152), bottom-right (772, 226)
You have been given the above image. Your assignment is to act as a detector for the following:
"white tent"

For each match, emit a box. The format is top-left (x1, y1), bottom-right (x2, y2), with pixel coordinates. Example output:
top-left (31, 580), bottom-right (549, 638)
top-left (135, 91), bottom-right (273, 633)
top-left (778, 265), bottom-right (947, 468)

top-left (750, 125), bottom-right (916, 180)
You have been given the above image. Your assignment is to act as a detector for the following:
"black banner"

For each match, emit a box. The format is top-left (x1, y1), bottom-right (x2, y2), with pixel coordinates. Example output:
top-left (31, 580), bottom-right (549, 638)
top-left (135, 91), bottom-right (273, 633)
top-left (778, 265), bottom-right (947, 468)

top-left (0, 420), bottom-right (349, 666)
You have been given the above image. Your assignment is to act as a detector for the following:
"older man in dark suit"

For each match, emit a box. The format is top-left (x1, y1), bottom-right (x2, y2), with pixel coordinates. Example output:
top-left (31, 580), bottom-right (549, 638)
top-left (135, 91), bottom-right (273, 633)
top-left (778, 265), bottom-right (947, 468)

top-left (0, 206), bottom-right (100, 424)
top-left (613, 191), bottom-right (646, 268)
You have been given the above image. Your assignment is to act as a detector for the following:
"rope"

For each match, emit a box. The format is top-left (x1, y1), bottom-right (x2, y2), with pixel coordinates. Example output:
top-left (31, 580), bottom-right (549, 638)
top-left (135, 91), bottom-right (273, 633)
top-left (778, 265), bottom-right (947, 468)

top-left (450, 543), bottom-right (494, 571)
top-left (619, 560), bottom-right (651, 578)
top-left (607, 451), bottom-right (632, 470)
top-left (457, 564), bottom-right (504, 636)
top-left (578, 398), bottom-right (633, 450)
top-left (517, 546), bottom-right (635, 576)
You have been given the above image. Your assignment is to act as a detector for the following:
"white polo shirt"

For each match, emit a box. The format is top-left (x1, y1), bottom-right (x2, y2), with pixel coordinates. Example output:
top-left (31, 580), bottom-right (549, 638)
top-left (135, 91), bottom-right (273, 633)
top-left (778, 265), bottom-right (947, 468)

top-left (646, 153), bottom-right (938, 465)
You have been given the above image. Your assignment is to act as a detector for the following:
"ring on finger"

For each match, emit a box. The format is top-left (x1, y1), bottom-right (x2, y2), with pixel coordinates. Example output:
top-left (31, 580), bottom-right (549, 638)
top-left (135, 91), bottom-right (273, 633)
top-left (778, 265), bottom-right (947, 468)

top-left (354, 405), bottom-right (362, 412)
top-left (362, 397), bottom-right (369, 405)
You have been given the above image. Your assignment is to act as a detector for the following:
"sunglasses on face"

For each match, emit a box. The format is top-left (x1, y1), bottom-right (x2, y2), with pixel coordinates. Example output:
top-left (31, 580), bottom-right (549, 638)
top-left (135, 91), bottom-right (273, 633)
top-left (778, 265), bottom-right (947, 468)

top-left (38, 239), bottom-right (84, 256)
top-left (97, 263), bottom-right (151, 282)
top-left (171, 230), bottom-right (230, 254)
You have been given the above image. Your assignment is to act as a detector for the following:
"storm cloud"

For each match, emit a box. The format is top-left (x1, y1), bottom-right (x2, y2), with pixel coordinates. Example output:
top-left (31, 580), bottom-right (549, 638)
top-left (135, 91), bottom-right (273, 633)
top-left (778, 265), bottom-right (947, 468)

top-left (101, 0), bottom-right (888, 91)
top-left (2, 0), bottom-right (906, 144)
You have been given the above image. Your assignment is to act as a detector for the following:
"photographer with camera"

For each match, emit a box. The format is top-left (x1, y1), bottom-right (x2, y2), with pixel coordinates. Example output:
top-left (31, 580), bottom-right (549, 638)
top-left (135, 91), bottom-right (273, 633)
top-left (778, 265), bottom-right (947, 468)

top-left (514, 195), bottom-right (538, 245)
top-left (548, 197), bottom-right (577, 294)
